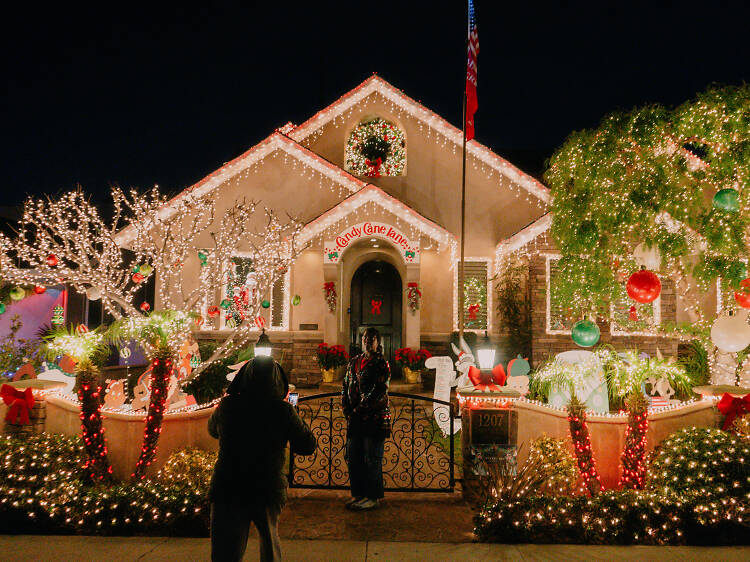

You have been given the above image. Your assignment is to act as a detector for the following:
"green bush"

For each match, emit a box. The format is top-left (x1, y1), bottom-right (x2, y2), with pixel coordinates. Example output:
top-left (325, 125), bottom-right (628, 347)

top-left (647, 427), bottom-right (750, 501)
top-left (183, 341), bottom-right (252, 404)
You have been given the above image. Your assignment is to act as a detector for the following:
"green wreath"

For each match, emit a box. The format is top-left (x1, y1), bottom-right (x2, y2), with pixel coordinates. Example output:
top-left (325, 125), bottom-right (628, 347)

top-left (345, 117), bottom-right (406, 177)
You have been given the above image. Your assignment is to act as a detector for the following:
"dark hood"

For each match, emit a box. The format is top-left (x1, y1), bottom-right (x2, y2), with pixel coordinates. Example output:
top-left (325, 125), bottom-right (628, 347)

top-left (226, 356), bottom-right (289, 402)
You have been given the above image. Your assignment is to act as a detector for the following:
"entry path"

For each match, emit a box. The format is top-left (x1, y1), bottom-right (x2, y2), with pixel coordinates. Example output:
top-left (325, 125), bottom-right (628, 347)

top-left (0, 535), bottom-right (748, 561)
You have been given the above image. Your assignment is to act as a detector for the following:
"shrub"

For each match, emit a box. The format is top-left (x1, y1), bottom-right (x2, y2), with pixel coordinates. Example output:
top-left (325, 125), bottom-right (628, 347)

top-left (527, 436), bottom-right (579, 496)
top-left (647, 427), bottom-right (750, 501)
top-left (158, 447), bottom-right (216, 491)
top-left (182, 341), bottom-right (251, 404)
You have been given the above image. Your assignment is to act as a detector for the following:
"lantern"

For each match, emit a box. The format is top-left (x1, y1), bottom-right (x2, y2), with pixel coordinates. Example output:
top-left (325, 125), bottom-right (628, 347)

top-left (476, 331), bottom-right (496, 371)
top-left (255, 329), bottom-right (272, 357)
top-left (626, 268), bottom-right (661, 303)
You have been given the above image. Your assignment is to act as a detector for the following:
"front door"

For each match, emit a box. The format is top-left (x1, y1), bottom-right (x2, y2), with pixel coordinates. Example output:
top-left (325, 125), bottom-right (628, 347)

top-left (350, 260), bottom-right (402, 377)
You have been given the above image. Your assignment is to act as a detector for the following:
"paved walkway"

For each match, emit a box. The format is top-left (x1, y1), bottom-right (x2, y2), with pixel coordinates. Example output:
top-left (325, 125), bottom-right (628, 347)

top-left (0, 535), bottom-right (748, 561)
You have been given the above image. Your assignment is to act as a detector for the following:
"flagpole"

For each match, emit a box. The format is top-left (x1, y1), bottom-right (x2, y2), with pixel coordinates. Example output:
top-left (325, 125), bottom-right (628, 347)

top-left (458, 74), bottom-right (468, 349)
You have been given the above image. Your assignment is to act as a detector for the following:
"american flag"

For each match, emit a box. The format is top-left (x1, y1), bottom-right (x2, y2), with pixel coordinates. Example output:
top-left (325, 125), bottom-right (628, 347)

top-left (465, 0), bottom-right (479, 141)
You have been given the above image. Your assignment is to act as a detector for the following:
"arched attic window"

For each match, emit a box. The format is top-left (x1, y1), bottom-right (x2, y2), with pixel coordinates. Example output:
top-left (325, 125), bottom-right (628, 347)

top-left (345, 117), bottom-right (406, 178)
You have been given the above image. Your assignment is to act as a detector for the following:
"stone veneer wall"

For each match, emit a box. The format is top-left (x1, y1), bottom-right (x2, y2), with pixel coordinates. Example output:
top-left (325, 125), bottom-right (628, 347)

top-left (527, 232), bottom-right (678, 368)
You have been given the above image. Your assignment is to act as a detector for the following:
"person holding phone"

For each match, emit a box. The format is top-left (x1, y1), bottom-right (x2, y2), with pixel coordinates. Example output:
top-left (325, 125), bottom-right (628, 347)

top-left (208, 356), bottom-right (315, 561)
top-left (341, 327), bottom-right (391, 511)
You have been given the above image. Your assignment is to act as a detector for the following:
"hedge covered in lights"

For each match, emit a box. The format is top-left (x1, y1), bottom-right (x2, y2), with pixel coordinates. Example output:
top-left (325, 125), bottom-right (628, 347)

top-left (475, 427), bottom-right (750, 545)
top-left (0, 434), bottom-right (213, 535)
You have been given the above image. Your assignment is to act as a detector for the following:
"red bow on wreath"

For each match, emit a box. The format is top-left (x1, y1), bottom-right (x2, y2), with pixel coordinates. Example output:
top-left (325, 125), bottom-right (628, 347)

top-left (370, 299), bottom-right (383, 315)
top-left (407, 282), bottom-right (422, 296)
top-left (467, 304), bottom-right (480, 321)
top-left (717, 392), bottom-right (750, 430)
top-left (1, 384), bottom-right (35, 425)
top-left (467, 364), bottom-right (507, 392)
top-left (324, 282), bottom-right (335, 293)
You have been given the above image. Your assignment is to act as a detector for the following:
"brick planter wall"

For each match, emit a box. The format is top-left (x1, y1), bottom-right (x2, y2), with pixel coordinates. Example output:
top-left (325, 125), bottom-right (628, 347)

top-left (2, 396), bottom-right (46, 436)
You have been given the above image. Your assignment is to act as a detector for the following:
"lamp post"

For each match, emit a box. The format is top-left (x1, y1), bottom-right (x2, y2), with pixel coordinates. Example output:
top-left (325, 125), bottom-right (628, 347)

top-left (255, 328), bottom-right (272, 357)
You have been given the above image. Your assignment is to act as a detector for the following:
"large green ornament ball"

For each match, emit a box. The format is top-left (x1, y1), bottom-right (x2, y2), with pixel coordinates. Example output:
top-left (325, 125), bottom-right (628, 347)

top-left (712, 188), bottom-right (740, 212)
top-left (291, 294), bottom-right (301, 306)
top-left (571, 319), bottom-right (600, 348)
top-left (261, 299), bottom-right (270, 309)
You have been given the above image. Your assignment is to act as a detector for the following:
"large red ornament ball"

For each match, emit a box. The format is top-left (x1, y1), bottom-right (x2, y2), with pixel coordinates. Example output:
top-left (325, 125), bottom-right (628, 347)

top-left (140, 302), bottom-right (151, 312)
top-left (33, 285), bottom-right (46, 295)
top-left (46, 254), bottom-right (59, 267)
top-left (132, 272), bottom-right (145, 283)
top-left (734, 279), bottom-right (750, 309)
top-left (626, 269), bottom-right (661, 304)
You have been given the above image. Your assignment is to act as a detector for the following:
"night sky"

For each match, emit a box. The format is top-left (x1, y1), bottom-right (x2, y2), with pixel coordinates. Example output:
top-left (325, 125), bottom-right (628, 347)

top-left (1, 1), bottom-right (748, 209)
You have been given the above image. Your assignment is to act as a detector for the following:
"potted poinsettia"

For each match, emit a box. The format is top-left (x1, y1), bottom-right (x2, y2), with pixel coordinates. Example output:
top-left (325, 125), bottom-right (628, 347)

top-left (394, 348), bottom-right (432, 384)
top-left (316, 343), bottom-right (349, 383)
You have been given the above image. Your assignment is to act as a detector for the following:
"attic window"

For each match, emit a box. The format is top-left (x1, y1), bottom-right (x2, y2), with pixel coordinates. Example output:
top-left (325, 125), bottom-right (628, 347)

top-left (345, 117), bottom-right (405, 177)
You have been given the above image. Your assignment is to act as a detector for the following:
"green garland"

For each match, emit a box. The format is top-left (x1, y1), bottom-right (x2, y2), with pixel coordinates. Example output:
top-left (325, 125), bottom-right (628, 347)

top-left (545, 85), bottom-right (750, 324)
top-left (345, 117), bottom-right (406, 177)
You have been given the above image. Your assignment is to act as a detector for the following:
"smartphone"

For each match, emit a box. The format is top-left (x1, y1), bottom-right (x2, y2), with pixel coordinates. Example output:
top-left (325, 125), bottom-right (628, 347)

top-left (288, 392), bottom-right (299, 406)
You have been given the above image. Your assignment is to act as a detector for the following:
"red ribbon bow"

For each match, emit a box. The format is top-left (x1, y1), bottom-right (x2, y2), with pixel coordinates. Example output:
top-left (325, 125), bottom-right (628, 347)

top-left (370, 299), bottom-right (383, 315)
top-left (324, 282), bottom-right (335, 293)
top-left (407, 282), bottom-right (422, 297)
top-left (467, 364), bottom-right (507, 392)
top-left (1, 384), bottom-right (35, 425)
top-left (717, 392), bottom-right (750, 430)
top-left (467, 304), bottom-right (480, 320)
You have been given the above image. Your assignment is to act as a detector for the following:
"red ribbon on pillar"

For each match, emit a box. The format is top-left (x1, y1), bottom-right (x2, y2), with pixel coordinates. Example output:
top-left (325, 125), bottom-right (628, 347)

top-left (1, 384), bottom-right (35, 425)
top-left (717, 392), bottom-right (750, 430)
top-left (407, 282), bottom-right (422, 296)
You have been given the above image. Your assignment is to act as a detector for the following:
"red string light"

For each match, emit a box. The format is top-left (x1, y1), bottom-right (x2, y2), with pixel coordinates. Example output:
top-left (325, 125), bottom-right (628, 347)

top-left (567, 396), bottom-right (603, 496)
top-left (619, 392), bottom-right (649, 490)
top-left (77, 373), bottom-right (113, 482)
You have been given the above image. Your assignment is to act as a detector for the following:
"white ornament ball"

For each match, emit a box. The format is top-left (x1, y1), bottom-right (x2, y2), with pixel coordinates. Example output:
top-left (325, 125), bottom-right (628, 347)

top-left (86, 286), bottom-right (102, 301)
top-left (633, 242), bottom-right (661, 271)
top-left (711, 310), bottom-right (750, 353)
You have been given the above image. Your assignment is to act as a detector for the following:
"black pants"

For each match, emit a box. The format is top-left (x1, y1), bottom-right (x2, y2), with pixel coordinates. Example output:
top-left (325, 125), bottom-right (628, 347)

top-left (346, 435), bottom-right (385, 499)
top-left (210, 501), bottom-right (281, 562)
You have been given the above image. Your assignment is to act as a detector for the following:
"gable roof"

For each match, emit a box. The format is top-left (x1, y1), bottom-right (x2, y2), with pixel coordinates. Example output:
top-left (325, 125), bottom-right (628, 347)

top-left (289, 75), bottom-right (551, 204)
top-left (298, 184), bottom-right (457, 256)
top-left (115, 132), bottom-right (365, 244)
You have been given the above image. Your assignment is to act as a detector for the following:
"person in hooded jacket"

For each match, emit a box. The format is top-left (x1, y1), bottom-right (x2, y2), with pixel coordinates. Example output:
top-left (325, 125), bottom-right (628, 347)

top-left (208, 355), bottom-right (316, 562)
top-left (341, 327), bottom-right (391, 511)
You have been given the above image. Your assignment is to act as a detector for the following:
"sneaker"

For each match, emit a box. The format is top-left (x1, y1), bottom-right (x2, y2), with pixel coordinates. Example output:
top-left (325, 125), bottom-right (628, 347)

top-left (351, 498), bottom-right (379, 511)
top-left (345, 497), bottom-right (364, 509)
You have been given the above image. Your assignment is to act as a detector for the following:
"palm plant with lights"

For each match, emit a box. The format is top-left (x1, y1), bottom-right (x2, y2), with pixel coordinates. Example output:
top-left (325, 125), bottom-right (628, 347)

top-left (45, 326), bottom-right (112, 483)
top-left (109, 311), bottom-right (196, 478)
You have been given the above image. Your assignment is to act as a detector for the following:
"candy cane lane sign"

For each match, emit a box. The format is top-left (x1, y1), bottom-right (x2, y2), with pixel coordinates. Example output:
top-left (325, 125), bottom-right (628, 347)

top-left (324, 222), bottom-right (420, 264)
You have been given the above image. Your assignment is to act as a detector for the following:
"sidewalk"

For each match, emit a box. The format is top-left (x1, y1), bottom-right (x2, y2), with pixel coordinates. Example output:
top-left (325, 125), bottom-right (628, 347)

top-left (0, 535), bottom-right (748, 561)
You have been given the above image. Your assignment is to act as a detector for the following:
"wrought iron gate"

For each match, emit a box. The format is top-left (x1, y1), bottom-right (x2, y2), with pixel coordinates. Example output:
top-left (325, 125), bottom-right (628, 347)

top-left (288, 392), bottom-right (456, 492)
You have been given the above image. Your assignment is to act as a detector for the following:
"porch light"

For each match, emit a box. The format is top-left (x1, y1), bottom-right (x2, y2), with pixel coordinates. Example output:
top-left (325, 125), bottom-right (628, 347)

top-left (255, 329), bottom-right (272, 357)
top-left (477, 331), bottom-right (495, 370)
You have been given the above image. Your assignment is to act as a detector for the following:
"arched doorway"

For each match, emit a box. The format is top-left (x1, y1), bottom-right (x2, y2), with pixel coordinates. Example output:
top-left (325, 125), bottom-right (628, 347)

top-left (350, 260), bottom-right (402, 377)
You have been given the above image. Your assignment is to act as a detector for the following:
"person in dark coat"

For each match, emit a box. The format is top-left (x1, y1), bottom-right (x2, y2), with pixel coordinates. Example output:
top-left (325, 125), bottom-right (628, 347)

top-left (208, 356), bottom-right (316, 562)
top-left (341, 327), bottom-right (391, 511)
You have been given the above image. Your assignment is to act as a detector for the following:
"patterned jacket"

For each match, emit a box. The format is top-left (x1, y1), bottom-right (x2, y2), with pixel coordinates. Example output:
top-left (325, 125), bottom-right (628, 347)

top-left (341, 352), bottom-right (391, 438)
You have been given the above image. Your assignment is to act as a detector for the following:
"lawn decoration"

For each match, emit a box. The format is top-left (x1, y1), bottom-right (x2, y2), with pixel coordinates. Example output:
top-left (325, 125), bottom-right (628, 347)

top-left (11, 362), bottom-right (36, 382)
top-left (37, 360), bottom-right (76, 394)
top-left (103, 379), bottom-right (127, 408)
top-left (542, 350), bottom-right (609, 413)
top-left (425, 355), bottom-right (462, 435)
top-left (641, 375), bottom-right (675, 409)
top-left (451, 339), bottom-right (476, 388)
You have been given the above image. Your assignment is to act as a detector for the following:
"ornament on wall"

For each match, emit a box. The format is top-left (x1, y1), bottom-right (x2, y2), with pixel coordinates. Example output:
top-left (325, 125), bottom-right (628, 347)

top-left (291, 294), bottom-right (301, 306)
top-left (324, 282), bottom-right (336, 312)
top-left (467, 304), bottom-right (480, 321)
top-left (132, 272), bottom-right (145, 283)
top-left (51, 305), bottom-right (64, 325)
top-left (406, 282), bottom-right (421, 313)
top-left (626, 267), bottom-right (661, 303)
top-left (345, 117), bottom-right (406, 178)
top-left (261, 299), bottom-right (270, 309)
top-left (571, 319), bottom-right (600, 348)
top-left (75, 324), bottom-right (89, 335)
top-left (140, 302), bottom-right (151, 312)
top-left (370, 299), bottom-right (383, 315)
top-left (33, 285), bottom-right (46, 295)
